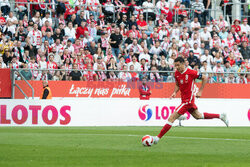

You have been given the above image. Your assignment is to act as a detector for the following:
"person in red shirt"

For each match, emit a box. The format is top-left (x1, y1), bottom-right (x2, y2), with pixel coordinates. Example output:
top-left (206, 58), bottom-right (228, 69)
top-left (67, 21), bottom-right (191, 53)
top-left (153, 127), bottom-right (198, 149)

top-left (149, 57), bottom-right (229, 145)
top-left (76, 21), bottom-right (88, 39)
top-left (83, 63), bottom-right (98, 81)
top-left (136, 14), bottom-right (148, 31)
top-left (231, 19), bottom-right (241, 33)
top-left (127, 24), bottom-right (141, 38)
top-left (139, 77), bottom-right (151, 100)
top-left (0, 11), bottom-right (6, 26)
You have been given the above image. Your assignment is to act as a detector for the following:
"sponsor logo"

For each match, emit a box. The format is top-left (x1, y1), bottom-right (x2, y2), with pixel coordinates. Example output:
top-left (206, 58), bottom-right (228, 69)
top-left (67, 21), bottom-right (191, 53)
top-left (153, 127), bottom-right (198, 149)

top-left (138, 105), bottom-right (153, 121)
top-left (138, 105), bottom-right (191, 121)
top-left (0, 105), bottom-right (71, 125)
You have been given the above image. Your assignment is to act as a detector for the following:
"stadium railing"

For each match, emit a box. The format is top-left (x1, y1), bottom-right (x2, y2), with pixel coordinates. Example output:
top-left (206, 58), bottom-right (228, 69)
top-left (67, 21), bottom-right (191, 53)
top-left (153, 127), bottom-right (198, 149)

top-left (9, 68), bottom-right (249, 99)
top-left (0, 1), bottom-right (239, 26)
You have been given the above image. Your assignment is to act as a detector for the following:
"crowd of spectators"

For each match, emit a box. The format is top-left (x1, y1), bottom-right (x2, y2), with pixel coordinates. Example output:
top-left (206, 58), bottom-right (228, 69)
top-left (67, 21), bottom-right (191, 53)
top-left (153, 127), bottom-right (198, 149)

top-left (0, 0), bottom-right (249, 83)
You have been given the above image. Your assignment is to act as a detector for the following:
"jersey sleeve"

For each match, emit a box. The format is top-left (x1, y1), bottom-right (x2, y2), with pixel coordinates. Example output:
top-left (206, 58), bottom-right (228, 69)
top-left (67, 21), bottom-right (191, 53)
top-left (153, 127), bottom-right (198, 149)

top-left (190, 69), bottom-right (202, 79)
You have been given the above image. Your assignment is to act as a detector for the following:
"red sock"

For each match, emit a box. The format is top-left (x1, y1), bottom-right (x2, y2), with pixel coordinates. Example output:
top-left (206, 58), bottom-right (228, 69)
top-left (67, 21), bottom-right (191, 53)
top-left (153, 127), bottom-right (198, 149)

top-left (157, 122), bottom-right (173, 138)
top-left (203, 113), bottom-right (220, 119)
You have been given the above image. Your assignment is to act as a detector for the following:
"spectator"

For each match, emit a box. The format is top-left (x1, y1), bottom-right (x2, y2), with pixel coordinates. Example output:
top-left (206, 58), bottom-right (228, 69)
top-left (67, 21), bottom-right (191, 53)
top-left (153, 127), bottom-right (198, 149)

top-left (158, 59), bottom-right (171, 82)
top-left (0, 0), bottom-right (10, 16)
top-left (139, 77), bottom-right (151, 100)
top-left (225, 72), bottom-right (237, 83)
top-left (190, 17), bottom-right (201, 31)
top-left (109, 27), bottom-right (123, 57)
top-left (202, 0), bottom-right (213, 26)
top-left (187, 50), bottom-right (200, 68)
top-left (76, 21), bottom-right (88, 39)
top-left (240, 41), bottom-right (250, 60)
top-left (149, 66), bottom-right (161, 82)
top-left (86, 0), bottom-right (101, 20)
top-left (240, 18), bottom-right (250, 34)
top-left (142, 0), bottom-right (156, 21)
top-left (15, 0), bottom-right (28, 20)
top-left (220, 0), bottom-right (233, 24)
top-left (137, 14), bottom-right (148, 31)
top-left (118, 65), bottom-right (132, 82)
top-left (200, 61), bottom-right (212, 78)
top-left (191, 0), bottom-right (205, 24)
top-left (129, 64), bottom-right (139, 81)
top-left (69, 63), bottom-right (83, 81)
top-left (65, 22), bottom-right (76, 42)
top-left (128, 55), bottom-right (141, 71)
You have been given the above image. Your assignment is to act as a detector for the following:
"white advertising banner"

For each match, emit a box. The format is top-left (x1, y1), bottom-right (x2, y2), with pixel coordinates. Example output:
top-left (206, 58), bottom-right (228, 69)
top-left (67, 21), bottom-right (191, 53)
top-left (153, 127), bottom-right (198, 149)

top-left (0, 99), bottom-right (249, 126)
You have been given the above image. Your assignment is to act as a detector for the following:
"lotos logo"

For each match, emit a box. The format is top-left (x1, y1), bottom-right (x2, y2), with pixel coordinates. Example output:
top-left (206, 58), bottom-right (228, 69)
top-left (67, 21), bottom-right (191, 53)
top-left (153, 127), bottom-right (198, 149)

top-left (138, 105), bottom-right (191, 121)
top-left (248, 109), bottom-right (250, 121)
top-left (138, 105), bottom-right (152, 121)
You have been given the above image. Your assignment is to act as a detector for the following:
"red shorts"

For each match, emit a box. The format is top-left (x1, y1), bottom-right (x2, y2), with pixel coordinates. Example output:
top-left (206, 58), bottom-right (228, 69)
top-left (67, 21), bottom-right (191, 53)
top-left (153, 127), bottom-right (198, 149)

top-left (175, 103), bottom-right (198, 115)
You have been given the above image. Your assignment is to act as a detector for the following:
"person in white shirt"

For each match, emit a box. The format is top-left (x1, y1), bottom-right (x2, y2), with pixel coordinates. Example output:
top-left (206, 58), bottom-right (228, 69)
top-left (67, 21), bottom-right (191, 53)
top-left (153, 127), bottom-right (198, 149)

top-left (118, 65), bottom-right (132, 82)
top-left (6, 12), bottom-right (18, 30)
top-left (88, 21), bottom-right (97, 39)
top-left (240, 18), bottom-right (250, 34)
top-left (213, 52), bottom-right (223, 64)
top-left (82, 31), bottom-right (94, 47)
top-left (139, 48), bottom-right (151, 63)
top-left (170, 22), bottom-right (180, 41)
top-left (104, 0), bottom-right (115, 13)
top-left (127, 39), bottom-right (143, 54)
top-left (188, 33), bottom-right (201, 48)
top-left (149, 41), bottom-right (163, 56)
top-left (190, 17), bottom-right (201, 31)
top-left (64, 40), bottom-right (74, 54)
top-left (27, 23), bottom-right (42, 49)
top-left (200, 61), bottom-right (213, 78)
top-left (158, 24), bottom-right (169, 40)
top-left (128, 55), bottom-right (141, 71)
top-left (192, 43), bottom-right (201, 57)
top-left (200, 49), bottom-right (214, 67)
top-left (64, 22), bottom-right (76, 41)
top-left (41, 12), bottom-right (52, 26)
top-left (142, 0), bottom-right (156, 20)
top-left (218, 15), bottom-right (229, 30)
top-left (39, 55), bottom-right (47, 69)
top-left (200, 27), bottom-right (211, 44)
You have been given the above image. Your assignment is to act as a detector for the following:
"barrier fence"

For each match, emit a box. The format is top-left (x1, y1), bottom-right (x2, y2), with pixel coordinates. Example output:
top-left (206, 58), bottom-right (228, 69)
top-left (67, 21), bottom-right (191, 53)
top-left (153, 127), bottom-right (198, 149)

top-left (4, 68), bottom-right (249, 99)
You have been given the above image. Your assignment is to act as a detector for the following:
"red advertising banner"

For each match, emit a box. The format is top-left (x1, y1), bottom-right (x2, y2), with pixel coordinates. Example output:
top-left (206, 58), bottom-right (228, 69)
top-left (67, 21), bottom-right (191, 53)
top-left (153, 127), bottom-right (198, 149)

top-left (15, 81), bottom-right (250, 99)
top-left (0, 69), bottom-right (11, 98)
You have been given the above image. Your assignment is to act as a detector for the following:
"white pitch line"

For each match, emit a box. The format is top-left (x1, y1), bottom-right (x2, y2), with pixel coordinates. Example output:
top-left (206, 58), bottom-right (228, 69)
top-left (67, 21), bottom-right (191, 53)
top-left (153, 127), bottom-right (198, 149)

top-left (79, 133), bottom-right (250, 142)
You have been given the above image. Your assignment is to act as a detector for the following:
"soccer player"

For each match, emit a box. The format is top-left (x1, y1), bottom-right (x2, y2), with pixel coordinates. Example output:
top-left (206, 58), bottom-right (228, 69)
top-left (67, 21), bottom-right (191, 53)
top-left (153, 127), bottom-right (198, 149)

top-left (152, 57), bottom-right (229, 145)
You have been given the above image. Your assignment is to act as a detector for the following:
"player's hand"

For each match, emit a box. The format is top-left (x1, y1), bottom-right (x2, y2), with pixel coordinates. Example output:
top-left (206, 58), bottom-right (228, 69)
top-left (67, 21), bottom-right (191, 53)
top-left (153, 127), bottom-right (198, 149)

top-left (170, 92), bottom-right (176, 99)
top-left (196, 91), bottom-right (202, 98)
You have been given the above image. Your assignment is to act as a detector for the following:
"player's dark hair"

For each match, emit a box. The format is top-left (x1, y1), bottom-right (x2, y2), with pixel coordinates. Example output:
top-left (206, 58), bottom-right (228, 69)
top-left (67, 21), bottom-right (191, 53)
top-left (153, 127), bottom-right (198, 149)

top-left (174, 57), bottom-right (185, 63)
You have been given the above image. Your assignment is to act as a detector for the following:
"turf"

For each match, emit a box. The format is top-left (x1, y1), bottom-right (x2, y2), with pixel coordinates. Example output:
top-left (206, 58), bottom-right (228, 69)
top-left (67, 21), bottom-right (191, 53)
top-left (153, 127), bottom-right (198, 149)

top-left (0, 127), bottom-right (250, 167)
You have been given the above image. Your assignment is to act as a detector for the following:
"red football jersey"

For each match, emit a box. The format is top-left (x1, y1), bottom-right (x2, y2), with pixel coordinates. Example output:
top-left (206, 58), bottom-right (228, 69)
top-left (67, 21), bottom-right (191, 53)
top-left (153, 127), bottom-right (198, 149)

top-left (175, 68), bottom-right (199, 103)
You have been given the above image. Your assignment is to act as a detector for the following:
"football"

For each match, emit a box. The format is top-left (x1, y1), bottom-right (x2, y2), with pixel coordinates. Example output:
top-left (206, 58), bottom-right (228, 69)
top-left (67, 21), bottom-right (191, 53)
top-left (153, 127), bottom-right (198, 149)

top-left (142, 135), bottom-right (154, 146)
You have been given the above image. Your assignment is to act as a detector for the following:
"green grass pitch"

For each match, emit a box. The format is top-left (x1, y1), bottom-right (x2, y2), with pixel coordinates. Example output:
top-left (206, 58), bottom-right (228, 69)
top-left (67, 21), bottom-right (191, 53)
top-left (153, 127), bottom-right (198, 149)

top-left (0, 127), bottom-right (250, 167)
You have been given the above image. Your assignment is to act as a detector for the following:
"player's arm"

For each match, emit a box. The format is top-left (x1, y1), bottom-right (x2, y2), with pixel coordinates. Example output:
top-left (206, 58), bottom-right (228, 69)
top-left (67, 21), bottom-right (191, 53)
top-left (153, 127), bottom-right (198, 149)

top-left (196, 74), bottom-right (207, 98)
top-left (170, 81), bottom-right (179, 99)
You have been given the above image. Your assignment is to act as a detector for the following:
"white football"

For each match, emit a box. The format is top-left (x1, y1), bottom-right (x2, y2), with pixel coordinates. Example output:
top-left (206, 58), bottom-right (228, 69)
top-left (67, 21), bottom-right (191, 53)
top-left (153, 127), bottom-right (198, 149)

top-left (142, 135), bottom-right (153, 146)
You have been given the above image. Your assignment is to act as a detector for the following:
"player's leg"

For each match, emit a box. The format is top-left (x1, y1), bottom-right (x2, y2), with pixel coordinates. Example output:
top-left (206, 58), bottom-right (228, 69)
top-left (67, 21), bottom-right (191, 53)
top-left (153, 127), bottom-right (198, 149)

top-left (153, 103), bottom-right (185, 144)
top-left (190, 109), bottom-right (229, 126)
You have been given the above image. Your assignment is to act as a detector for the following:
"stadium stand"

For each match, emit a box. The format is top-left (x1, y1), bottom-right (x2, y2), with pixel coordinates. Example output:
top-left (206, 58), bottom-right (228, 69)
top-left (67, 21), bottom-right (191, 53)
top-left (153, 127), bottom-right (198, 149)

top-left (0, 0), bottom-right (249, 83)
